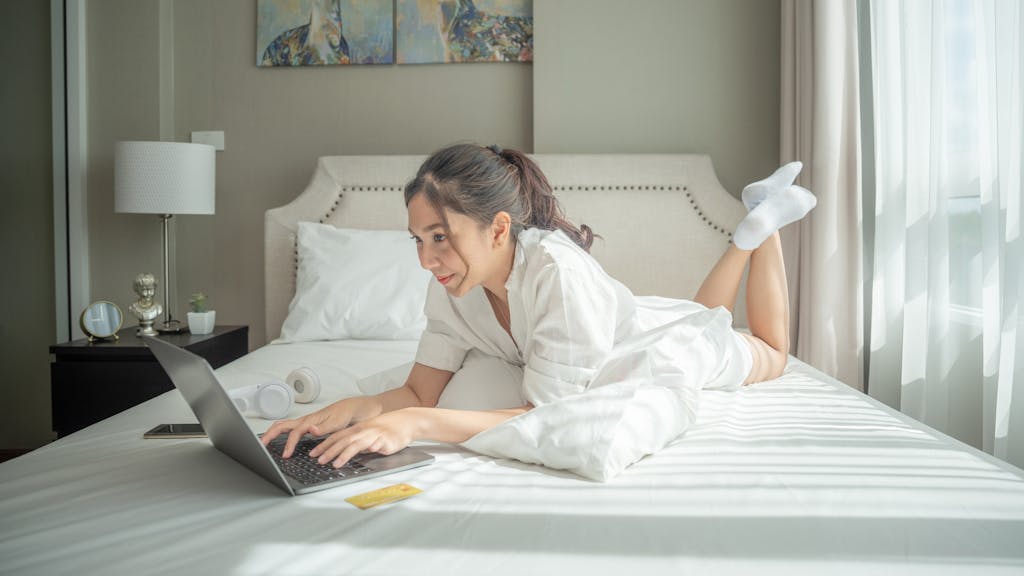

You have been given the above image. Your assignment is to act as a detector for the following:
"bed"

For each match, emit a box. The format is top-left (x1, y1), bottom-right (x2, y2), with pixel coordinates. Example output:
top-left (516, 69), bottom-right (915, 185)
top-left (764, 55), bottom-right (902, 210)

top-left (3, 154), bottom-right (1024, 575)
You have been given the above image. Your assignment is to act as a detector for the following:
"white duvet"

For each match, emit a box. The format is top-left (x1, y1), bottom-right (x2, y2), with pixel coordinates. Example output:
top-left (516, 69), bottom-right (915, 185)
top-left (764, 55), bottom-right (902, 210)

top-left (361, 305), bottom-right (748, 481)
top-left (463, 306), bottom-right (749, 481)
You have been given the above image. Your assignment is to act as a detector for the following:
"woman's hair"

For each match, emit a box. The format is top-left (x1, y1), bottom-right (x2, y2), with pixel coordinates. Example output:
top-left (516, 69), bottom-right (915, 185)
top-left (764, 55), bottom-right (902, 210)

top-left (403, 143), bottom-right (595, 252)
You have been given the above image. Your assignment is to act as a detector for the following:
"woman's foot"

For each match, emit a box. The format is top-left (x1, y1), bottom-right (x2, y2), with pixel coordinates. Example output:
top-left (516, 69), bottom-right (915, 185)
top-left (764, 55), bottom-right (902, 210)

top-left (741, 161), bottom-right (803, 211)
top-left (733, 185), bottom-right (817, 250)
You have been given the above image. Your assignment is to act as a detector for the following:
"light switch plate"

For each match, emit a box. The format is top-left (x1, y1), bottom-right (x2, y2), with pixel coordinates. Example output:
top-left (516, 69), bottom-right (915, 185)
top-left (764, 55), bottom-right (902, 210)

top-left (191, 131), bottom-right (225, 151)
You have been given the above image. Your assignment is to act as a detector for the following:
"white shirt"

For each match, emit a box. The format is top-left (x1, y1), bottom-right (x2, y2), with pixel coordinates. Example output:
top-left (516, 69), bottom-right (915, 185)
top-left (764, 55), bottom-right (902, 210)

top-left (415, 228), bottom-right (750, 406)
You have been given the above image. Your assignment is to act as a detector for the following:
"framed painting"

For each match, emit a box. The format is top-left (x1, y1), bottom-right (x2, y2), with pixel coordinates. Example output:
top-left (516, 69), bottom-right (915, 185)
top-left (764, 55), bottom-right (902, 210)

top-left (397, 0), bottom-right (533, 64)
top-left (257, 0), bottom-right (394, 66)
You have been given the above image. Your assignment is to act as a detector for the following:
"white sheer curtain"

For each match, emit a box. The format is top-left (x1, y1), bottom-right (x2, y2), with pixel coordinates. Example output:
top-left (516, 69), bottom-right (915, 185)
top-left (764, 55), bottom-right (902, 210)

top-left (866, 0), bottom-right (1024, 468)
top-left (780, 0), bottom-right (864, 390)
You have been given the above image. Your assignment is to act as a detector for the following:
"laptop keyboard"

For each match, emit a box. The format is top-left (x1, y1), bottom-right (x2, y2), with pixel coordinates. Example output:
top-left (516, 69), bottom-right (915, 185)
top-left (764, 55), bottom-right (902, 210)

top-left (266, 437), bottom-right (374, 485)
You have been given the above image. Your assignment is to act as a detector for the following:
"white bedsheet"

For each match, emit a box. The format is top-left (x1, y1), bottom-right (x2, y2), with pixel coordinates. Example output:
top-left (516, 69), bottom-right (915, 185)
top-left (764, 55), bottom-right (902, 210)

top-left (3, 340), bottom-right (1024, 575)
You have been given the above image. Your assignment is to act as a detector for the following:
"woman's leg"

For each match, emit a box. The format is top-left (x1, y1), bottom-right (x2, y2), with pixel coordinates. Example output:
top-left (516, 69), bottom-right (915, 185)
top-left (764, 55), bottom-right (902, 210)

top-left (694, 162), bottom-right (815, 384)
top-left (739, 232), bottom-right (790, 384)
top-left (694, 161), bottom-right (807, 313)
top-left (693, 233), bottom-right (790, 385)
top-left (693, 246), bottom-right (748, 313)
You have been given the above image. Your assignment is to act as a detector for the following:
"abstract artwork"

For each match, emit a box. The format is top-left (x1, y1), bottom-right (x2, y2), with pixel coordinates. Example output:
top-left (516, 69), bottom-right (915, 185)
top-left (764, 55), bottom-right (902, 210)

top-left (397, 0), bottom-right (533, 64)
top-left (257, 0), bottom-right (394, 66)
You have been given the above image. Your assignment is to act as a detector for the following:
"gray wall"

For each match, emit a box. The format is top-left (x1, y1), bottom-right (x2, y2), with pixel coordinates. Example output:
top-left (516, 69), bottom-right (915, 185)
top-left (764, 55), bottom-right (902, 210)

top-left (0, 1), bottom-right (55, 450)
top-left (87, 0), bottom-right (534, 349)
top-left (535, 0), bottom-right (780, 196)
top-left (2, 0), bottom-right (779, 450)
top-left (88, 0), bottom-right (167, 325)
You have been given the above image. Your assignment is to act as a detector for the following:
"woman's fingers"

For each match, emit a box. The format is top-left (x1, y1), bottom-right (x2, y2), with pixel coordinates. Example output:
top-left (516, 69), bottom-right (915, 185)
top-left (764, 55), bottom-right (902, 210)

top-left (260, 419), bottom-right (296, 446)
top-left (307, 428), bottom-right (343, 459)
top-left (260, 401), bottom-right (362, 458)
top-left (308, 425), bottom-right (358, 459)
top-left (312, 426), bottom-right (373, 467)
top-left (328, 432), bottom-right (379, 468)
top-left (311, 421), bottom-right (410, 468)
top-left (262, 414), bottom-right (320, 458)
top-left (269, 408), bottom-right (413, 467)
top-left (282, 422), bottom-right (316, 458)
top-left (280, 408), bottom-right (353, 458)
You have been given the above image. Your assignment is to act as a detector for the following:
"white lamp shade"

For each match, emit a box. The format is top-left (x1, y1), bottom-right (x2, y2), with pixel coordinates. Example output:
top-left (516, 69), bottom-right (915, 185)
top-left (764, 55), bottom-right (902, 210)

top-left (115, 141), bottom-right (215, 215)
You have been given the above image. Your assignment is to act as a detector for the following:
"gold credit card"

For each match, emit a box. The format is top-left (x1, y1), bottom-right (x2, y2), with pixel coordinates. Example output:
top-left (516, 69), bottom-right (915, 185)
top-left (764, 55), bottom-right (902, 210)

top-left (345, 483), bottom-right (422, 510)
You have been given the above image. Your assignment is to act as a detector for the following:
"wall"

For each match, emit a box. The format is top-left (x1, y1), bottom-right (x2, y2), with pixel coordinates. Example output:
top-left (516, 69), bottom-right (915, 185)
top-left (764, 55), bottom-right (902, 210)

top-left (87, 0), bottom-right (534, 348)
top-left (534, 0), bottom-right (781, 196)
top-left (0, 0), bottom-right (55, 450)
top-left (88, 0), bottom-right (779, 349)
top-left (87, 0), bottom-right (167, 331)
top-left (2, 0), bottom-right (780, 451)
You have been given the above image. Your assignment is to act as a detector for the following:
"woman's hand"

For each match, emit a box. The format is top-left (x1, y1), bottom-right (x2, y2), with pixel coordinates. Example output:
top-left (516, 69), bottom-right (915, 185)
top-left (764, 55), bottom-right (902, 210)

top-left (260, 399), bottom-right (363, 458)
top-left (308, 409), bottom-right (422, 468)
top-left (304, 405), bottom-right (533, 468)
top-left (260, 364), bottom-right (454, 460)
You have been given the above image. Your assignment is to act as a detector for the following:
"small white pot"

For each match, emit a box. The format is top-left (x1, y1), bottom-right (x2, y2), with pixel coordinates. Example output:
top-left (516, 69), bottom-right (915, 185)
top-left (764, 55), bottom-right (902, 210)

top-left (187, 311), bottom-right (216, 335)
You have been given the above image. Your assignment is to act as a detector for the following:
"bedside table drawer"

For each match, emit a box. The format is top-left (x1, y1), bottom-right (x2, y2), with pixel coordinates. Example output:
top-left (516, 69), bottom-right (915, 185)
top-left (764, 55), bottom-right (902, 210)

top-left (51, 361), bottom-right (172, 436)
top-left (50, 325), bottom-right (249, 437)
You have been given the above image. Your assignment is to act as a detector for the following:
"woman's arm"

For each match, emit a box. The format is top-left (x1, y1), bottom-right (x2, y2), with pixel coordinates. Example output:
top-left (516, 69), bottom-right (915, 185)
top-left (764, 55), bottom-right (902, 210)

top-left (388, 363), bottom-right (456, 410)
top-left (308, 404), bottom-right (532, 467)
top-left (260, 362), bottom-right (454, 458)
top-left (408, 406), bottom-right (532, 443)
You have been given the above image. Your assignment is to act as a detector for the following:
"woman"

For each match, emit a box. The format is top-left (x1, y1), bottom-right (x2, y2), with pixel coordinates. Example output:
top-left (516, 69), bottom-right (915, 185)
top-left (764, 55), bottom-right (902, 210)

top-left (261, 143), bottom-right (816, 471)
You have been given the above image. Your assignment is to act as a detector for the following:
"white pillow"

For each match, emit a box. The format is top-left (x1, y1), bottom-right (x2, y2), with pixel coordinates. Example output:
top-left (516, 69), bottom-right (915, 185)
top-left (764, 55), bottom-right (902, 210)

top-left (277, 223), bottom-right (431, 342)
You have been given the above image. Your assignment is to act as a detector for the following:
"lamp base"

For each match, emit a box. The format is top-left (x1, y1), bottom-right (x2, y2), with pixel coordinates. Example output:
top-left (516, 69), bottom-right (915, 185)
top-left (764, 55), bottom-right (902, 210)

top-left (156, 319), bottom-right (185, 334)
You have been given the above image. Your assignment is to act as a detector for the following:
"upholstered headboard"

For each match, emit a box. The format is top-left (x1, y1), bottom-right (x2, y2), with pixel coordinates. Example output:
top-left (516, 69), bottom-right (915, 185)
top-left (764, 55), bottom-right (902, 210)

top-left (265, 154), bottom-right (747, 343)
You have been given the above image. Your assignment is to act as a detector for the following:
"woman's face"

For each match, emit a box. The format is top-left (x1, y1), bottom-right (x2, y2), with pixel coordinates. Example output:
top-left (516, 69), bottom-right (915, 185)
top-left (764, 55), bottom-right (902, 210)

top-left (407, 193), bottom-right (498, 298)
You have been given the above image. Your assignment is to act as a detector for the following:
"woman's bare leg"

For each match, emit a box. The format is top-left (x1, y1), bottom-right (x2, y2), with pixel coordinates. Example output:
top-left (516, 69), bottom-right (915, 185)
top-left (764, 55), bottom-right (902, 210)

top-left (693, 247), bottom-right (748, 313)
top-left (695, 163), bottom-right (814, 384)
top-left (693, 232), bottom-right (790, 385)
top-left (739, 232), bottom-right (789, 383)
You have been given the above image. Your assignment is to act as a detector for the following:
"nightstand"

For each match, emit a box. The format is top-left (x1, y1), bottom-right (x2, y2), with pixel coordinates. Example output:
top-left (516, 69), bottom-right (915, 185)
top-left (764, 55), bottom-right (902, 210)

top-left (50, 325), bottom-right (248, 437)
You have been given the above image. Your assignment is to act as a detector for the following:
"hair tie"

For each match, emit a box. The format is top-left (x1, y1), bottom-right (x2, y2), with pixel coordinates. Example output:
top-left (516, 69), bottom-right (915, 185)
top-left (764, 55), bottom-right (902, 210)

top-left (487, 144), bottom-right (504, 156)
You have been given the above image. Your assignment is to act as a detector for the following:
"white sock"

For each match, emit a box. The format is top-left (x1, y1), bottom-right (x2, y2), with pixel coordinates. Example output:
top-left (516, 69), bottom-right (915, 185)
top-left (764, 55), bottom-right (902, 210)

top-left (741, 161), bottom-right (803, 211)
top-left (733, 185), bottom-right (817, 250)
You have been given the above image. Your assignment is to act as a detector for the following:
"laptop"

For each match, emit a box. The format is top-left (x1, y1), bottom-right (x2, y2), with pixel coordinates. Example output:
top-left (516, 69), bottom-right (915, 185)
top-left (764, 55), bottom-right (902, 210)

top-left (145, 336), bottom-right (434, 495)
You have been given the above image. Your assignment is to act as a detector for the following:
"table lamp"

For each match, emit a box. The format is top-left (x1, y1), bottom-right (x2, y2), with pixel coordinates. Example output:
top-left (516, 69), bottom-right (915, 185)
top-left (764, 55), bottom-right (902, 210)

top-left (115, 141), bottom-right (215, 333)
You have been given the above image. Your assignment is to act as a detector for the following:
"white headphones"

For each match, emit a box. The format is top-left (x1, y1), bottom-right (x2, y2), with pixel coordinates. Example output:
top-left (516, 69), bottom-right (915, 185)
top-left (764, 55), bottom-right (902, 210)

top-left (229, 367), bottom-right (321, 420)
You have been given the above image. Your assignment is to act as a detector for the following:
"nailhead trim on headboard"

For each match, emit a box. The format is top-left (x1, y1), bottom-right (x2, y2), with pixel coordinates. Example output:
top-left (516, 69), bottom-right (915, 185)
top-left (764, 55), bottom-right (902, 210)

top-left (318, 186), bottom-right (406, 224)
top-left (294, 184), bottom-right (734, 273)
top-left (551, 184), bottom-right (734, 239)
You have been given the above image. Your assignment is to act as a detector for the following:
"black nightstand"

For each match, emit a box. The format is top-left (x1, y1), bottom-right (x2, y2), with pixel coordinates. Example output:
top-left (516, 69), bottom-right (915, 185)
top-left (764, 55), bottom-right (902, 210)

top-left (50, 325), bottom-right (248, 437)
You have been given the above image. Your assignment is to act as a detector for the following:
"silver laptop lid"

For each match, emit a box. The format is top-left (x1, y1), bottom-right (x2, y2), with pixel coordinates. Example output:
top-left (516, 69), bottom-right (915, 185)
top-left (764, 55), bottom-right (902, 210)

top-left (145, 336), bottom-right (296, 495)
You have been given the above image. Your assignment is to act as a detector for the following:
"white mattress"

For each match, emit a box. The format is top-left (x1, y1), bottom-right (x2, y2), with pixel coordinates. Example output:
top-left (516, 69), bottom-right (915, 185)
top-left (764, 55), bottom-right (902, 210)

top-left (3, 340), bottom-right (1024, 575)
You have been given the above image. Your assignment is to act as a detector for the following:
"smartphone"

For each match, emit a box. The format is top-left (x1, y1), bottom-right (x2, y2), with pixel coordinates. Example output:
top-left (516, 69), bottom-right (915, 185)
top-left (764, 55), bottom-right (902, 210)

top-left (143, 423), bottom-right (206, 439)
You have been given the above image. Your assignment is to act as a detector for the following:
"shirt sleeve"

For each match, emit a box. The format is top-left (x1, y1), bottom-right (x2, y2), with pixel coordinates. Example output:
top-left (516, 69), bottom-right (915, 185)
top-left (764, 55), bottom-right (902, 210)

top-left (520, 258), bottom-right (619, 406)
top-left (414, 280), bottom-right (471, 372)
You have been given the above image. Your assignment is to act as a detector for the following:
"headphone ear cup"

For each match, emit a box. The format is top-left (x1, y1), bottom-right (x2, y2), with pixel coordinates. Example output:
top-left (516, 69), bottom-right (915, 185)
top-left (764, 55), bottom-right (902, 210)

top-left (229, 384), bottom-right (258, 414)
top-left (253, 380), bottom-right (294, 420)
top-left (287, 367), bottom-right (321, 403)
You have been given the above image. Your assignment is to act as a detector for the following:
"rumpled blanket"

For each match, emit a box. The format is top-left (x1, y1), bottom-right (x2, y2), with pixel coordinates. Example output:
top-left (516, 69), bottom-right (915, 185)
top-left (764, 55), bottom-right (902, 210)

top-left (360, 305), bottom-right (749, 481)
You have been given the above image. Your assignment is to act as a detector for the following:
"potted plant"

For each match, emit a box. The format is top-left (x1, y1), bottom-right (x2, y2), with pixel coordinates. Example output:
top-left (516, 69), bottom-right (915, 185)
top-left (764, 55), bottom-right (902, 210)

top-left (186, 292), bottom-right (216, 335)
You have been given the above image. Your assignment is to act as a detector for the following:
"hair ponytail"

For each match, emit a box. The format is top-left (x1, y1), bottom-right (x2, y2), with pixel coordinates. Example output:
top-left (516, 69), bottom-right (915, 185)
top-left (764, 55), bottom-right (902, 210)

top-left (405, 143), bottom-right (595, 252)
top-left (498, 148), bottom-right (595, 252)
